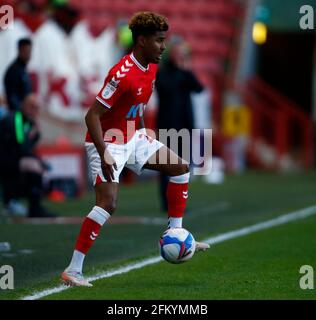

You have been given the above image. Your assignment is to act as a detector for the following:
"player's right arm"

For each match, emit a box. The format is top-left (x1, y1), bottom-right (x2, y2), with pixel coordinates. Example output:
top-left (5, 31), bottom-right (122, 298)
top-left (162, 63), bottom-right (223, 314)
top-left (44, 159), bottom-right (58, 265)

top-left (85, 100), bottom-right (117, 182)
top-left (86, 62), bottom-right (129, 181)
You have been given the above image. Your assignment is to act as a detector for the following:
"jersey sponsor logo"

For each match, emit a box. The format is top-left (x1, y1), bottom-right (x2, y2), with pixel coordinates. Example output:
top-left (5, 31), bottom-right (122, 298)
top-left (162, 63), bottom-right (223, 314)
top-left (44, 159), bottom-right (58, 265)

top-left (102, 82), bottom-right (117, 99)
top-left (137, 88), bottom-right (142, 95)
top-left (126, 103), bottom-right (146, 119)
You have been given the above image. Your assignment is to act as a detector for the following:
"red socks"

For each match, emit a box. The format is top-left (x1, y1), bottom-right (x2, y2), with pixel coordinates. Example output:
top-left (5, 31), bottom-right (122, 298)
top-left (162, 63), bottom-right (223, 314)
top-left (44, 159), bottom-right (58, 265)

top-left (74, 206), bottom-right (111, 254)
top-left (73, 172), bottom-right (190, 257)
top-left (75, 217), bottom-right (102, 254)
top-left (167, 172), bottom-right (190, 221)
top-left (167, 181), bottom-right (189, 218)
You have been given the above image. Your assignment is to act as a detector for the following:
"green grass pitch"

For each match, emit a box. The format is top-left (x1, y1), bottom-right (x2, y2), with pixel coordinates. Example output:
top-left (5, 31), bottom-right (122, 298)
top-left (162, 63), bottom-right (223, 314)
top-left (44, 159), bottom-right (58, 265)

top-left (0, 171), bottom-right (316, 300)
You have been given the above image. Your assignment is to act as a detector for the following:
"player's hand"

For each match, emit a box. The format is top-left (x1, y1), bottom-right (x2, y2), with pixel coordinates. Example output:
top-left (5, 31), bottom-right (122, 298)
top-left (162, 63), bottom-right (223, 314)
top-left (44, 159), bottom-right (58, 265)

top-left (101, 149), bottom-right (117, 182)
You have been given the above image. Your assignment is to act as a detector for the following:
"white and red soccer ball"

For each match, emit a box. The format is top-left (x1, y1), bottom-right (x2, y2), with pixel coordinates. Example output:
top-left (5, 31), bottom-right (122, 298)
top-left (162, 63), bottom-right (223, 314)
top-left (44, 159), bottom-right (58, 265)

top-left (159, 228), bottom-right (196, 264)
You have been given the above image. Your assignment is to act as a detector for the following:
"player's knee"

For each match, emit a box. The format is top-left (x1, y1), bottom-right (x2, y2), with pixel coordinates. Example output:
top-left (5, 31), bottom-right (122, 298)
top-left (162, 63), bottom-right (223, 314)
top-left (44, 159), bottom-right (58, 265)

top-left (97, 199), bottom-right (117, 215)
top-left (183, 163), bottom-right (190, 174)
top-left (169, 163), bottom-right (189, 177)
top-left (177, 163), bottom-right (190, 175)
top-left (104, 201), bottom-right (117, 214)
top-left (169, 165), bottom-right (190, 183)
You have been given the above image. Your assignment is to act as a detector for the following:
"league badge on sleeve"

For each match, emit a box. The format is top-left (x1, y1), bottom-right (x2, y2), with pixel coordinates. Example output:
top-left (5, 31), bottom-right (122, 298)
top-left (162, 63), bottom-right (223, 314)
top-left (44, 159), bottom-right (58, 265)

top-left (102, 78), bottom-right (119, 99)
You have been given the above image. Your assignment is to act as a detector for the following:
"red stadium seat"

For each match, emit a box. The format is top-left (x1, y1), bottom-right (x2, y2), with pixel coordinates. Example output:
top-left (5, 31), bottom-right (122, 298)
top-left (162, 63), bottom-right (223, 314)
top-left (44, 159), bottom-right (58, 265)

top-left (70, 0), bottom-right (244, 104)
top-left (188, 38), bottom-right (231, 58)
top-left (191, 57), bottom-right (223, 75)
top-left (88, 15), bottom-right (115, 37)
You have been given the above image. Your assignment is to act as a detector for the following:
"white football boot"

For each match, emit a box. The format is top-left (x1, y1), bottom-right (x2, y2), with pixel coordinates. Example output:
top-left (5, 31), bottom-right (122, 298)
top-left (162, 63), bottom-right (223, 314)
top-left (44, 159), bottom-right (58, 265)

top-left (195, 241), bottom-right (210, 252)
top-left (61, 270), bottom-right (93, 287)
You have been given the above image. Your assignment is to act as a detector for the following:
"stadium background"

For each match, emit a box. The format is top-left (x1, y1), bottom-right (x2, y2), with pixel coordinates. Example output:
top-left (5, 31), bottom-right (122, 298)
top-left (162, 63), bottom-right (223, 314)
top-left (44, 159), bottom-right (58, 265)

top-left (0, 0), bottom-right (316, 300)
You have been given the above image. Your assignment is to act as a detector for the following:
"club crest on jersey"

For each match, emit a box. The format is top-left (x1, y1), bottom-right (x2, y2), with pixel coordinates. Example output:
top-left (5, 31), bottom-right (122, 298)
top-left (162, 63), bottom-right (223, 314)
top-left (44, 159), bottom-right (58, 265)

top-left (102, 81), bottom-right (117, 99)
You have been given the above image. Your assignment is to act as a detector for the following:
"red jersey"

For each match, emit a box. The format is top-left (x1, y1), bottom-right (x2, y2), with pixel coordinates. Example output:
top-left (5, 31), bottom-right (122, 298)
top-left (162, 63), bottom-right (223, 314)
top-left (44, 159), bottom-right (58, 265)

top-left (85, 53), bottom-right (158, 144)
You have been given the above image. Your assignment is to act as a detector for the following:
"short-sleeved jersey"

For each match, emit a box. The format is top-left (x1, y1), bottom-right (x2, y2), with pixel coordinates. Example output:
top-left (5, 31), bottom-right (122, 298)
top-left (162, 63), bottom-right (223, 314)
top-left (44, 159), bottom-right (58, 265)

top-left (85, 53), bottom-right (158, 144)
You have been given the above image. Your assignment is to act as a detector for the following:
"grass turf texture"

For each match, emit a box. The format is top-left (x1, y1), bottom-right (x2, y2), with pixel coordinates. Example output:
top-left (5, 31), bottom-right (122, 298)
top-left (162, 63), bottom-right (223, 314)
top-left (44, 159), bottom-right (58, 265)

top-left (0, 171), bottom-right (316, 299)
top-left (45, 214), bottom-right (316, 300)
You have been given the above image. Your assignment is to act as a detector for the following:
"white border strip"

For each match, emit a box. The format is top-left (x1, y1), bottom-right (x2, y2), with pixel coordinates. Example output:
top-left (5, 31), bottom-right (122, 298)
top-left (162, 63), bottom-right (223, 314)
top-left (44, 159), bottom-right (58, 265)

top-left (21, 204), bottom-right (316, 300)
top-left (130, 52), bottom-right (148, 72)
top-left (96, 96), bottom-right (112, 109)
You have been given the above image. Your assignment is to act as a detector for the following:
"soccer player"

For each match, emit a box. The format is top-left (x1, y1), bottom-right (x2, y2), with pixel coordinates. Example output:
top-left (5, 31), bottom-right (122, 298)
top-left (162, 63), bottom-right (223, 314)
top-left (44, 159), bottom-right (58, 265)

top-left (61, 12), bottom-right (210, 287)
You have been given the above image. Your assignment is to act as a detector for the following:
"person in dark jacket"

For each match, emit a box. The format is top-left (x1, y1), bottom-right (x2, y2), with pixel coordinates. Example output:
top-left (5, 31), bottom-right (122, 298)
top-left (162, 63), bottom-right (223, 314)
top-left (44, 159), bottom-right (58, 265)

top-left (4, 38), bottom-right (32, 112)
top-left (0, 94), bottom-right (54, 217)
top-left (156, 37), bottom-right (204, 212)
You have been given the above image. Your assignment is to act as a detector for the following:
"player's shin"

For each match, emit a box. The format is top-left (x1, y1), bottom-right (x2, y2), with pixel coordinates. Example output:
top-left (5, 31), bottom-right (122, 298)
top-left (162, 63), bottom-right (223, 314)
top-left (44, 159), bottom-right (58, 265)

top-left (66, 206), bottom-right (110, 273)
top-left (167, 172), bottom-right (190, 228)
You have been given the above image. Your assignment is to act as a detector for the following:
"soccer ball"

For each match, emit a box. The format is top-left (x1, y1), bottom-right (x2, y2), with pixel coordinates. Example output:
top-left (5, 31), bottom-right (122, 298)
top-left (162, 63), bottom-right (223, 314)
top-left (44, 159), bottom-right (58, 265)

top-left (159, 228), bottom-right (196, 264)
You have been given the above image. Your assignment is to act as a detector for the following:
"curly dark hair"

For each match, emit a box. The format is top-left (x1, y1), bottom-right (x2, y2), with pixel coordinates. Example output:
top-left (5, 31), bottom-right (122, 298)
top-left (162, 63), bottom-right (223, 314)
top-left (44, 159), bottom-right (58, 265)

top-left (129, 12), bottom-right (169, 44)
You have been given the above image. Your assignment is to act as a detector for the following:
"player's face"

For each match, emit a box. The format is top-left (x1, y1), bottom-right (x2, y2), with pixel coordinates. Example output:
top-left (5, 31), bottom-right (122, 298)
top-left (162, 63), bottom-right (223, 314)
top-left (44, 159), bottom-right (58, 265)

top-left (144, 31), bottom-right (167, 64)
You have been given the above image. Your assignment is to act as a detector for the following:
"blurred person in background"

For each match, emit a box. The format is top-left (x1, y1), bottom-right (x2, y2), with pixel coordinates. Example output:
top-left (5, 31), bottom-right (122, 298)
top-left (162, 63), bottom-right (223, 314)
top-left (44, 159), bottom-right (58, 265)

top-left (1, 37), bottom-right (33, 215)
top-left (0, 94), bottom-right (55, 217)
top-left (4, 38), bottom-right (33, 112)
top-left (61, 12), bottom-right (209, 287)
top-left (0, 2), bottom-right (32, 97)
top-left (0, 95), bottom-right (8, 120)
top-left (156, 36), bottom-right (204, 212)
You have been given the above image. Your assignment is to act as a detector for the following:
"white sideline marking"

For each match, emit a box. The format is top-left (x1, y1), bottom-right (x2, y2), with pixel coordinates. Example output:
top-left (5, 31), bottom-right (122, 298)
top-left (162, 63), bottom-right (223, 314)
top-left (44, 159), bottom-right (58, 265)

top-left (21, 257), bottom-right (163, 300)
top-left (21, 204), bottom-right (316, 300)
top-left (204, 205), bottom-right (316, 245)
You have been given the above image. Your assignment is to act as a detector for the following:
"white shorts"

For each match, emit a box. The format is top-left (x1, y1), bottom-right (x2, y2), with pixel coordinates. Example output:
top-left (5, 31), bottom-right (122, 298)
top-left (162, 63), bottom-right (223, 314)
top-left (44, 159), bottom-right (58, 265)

top-left (85, 130), bottom-right (164, 184)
